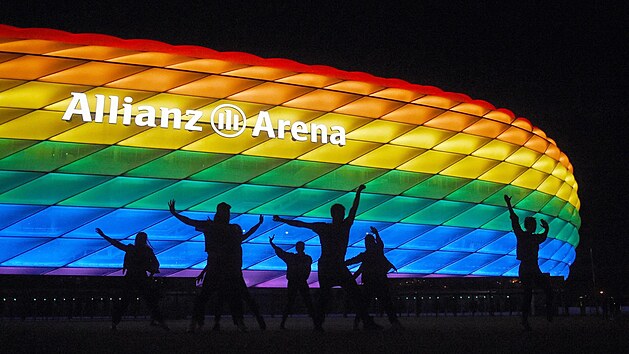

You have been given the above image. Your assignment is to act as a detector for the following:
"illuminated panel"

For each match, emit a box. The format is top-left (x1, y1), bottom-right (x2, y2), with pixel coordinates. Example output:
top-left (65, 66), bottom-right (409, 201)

top-left (0, 25), bottom-right (580, 283)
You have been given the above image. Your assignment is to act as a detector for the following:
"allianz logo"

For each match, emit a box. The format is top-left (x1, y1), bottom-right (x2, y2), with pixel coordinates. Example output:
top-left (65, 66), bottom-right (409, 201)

top-left (62, 92), bottom-right (346, 146)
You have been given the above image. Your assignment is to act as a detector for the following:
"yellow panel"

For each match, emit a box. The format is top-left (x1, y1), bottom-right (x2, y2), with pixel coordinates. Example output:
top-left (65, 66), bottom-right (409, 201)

top-left (462, 119), bottom-right (509, 138)
top-left (131, 93), bottom-right (215, 117)
top-left (305, 113), bottom-right (371, 133)
top-left (537, 175), bottom-right (563, 195)
top-left (276, 73), bottom-right (341, 88)
top-left (224, 66), bottom-right (295, 80)
top-left (497, 126), bottom-right (532, 146)
top-left (0, 39), bottom-right (78, 54)
top-left (531, 154), bottom-right (557, 174)
top-left (117, 126), bottom-right (210, 149)
top-left (40, 62), bottom-right (147, 86)
top-left (0, 55), bottom-right (84, 80)
top-left (471, 140), bottom-right (519, 160)
top-left (450, 103), bottom-right (490, 116)
top-left (551, 163), bottom-right (568, 181)
top-left (298, 140), bottom-right (380, 164)
top-left (397, 150), bottom-right (464, 174)
top-left (545, 143), bottom-right (561, 160)
top-left (350, 145), bottom-right (424, 169)
top-left (228, 82), bottom-right (313, 105)
top-left (346, 120), bottom-right (414, 143)
top-left (250, 106), bottom-right (324, 129)
top-left (50, 118), bottom-right (149, 144)
top-left (505, 147), bottom-right (542, 167)
top-left (108, 52), bottom-right (191, 66)
top-left (195, 100), bottom-right (273, 125)
top-left (168, 75), bottom-right (261, 98)
top-left (326, 81), bottom-right (383, 95)
top-left (391, 126), bottom-right (455, 149)
top-left (484, 110), bottom-right (514, 124)
top-left (424, 111), bottom-right (479, 132)
top-left (569, 191), bottom-right (579, 209)
top-left (556, 182), bottom-right (573, 201)
top-left (0, 79), bottom-right (26, 93)
top-left (380, 104), bottom-right (444, 125)
top-left (106, 68), bottom-right (206, 92)
top-left (0, 82), bottom-right (91, 109)
top-left (283, 89), bottom-right (359, 111)
top-left (433, 133), bottom-right (490, 155)
top-left (413, 95), bottom-right (458, 109)
top-left (478, 162), bottom-right (527, 184)
top-left (523, 134), bottom-right (549, 153)
top-left (45, 87), bottom-right (156, 112)
top-left (564, 172), bottom-right (576, 188)
top-left (168, 59), bottom-right (247, 74)
top-left (182, 129), bottom-right (267, 154)
top-left (242, 136), bottom-right (320, 159)
top-left (48, 45), bottom-right (139, 60)
top-left (334, 97), bottom-right (404, 118)
top-left (0, 110), bottom-right (81, 140)
top-left (510, 169), bottom-right (548, 189)
top-left (440, 156), bottom-right (499, 179)
top-left (0, 107), bottom-right (30, 124)
top-left (370, 88), bottom-right (424, 102)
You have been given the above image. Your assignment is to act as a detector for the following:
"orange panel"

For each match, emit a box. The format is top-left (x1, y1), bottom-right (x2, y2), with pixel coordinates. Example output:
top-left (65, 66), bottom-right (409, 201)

top-left (283, 89), bottom-right (359, 111)
top-left (0, 79), bottom-right (26, 93)
top-left (169, 75), bottom-right (261, 98)
top-left (532, 127), bottom-right (547, 139)
top-left (224, 66), bottom-right (295, 80)
top-left (228, 82), bottom-right (313, 105)
top-left (381, 104), bottom-right (444, 125)
top-left (462, 119), bottom-right (509, 138)
top-left (451, 103), bottom-right (490, 116)
top-left (371, 88), bottom-right (424, 102)
top-left (40, 62), bottom-right (147, 86)
top-left (49, 45), bottom-right (139, 60)
top-left (168, 59), bottom-right (247, 73)
top-left (484, 110), bottom-right (514, 124)
top-left (277, 73), bottom-right (341, 87)
top-left (424, 111), bottom-right (479, 132)
top-left (108, 52), bottom-right (191, 66)
top-left (413, 95), bottom-right (458, 109)
top-left (334, 97), bottom-right (404, 118)
top-left (326, 81), bottom-right (383, 95)
top-left (497, 126), bottom-right (532, 145)
top-left (0, 39), bottom-right (78, 54)
top-left (545, 143), bottom-right (561, 160)
top-left (106, 68), bottom-right (206, 92)
top-left (512, 118), bottom-right (533, 131)
top-left (0, 55), bottom-right (84, 80)
top-left (524, 134), bottom-right (549, 153)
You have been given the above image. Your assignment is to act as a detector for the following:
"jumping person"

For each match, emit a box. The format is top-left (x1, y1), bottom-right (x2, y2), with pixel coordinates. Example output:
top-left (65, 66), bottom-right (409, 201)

top-left (504, 195), bottom-right (554, 331)
top-left (345, 226), bottom-right (402, 330)
top-left (269, 235), bottom-right (315, 329)
top-left (95, 228), bottom-right (168, 331)
top-left (273, 184), bottom-right (381, 331)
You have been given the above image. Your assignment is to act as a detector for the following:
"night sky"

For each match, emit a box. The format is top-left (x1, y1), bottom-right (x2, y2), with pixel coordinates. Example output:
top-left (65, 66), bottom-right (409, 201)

top-left (1, 1), bottom-right (627, 294)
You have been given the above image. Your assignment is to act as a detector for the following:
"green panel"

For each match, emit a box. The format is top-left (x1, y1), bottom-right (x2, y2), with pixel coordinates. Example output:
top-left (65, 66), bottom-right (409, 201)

top-left (190, 184), bottom-right (292, 213)
top-left (250, 160), bottom-right (339, 187)
top-left (403, 175), bottom-right (470, 199)
top-left (515, 190), bottom-right (554, 212)
top-left (365, 170), bottom-right (430, 195)
top-left (481, 209), bottom-right (536, 232)
top-left (304, 193), bottom-right (392, 218)
top-left (126, 151), bottom-right (231, 179)
top-left (250, 188), bottom-right (344, 216)
top-left (0, 138), bottom-right (37, 159)
top-left (357, 196), bottom-right (434, 222)
top-left (58, 177), bottom-right (175, 208)
top-left (305, 165), bottom-right (388, 191)
top-left (0, 173), bottom-right (111, 205)
top-left (483, 185), bottom-right (533, 207)
top-left (444, 204), bottom-right (506, 228)
top-left (570, 210), bottom-right (581, 229)
top-left (58, 146), bottom-right (169, 175)
top-left (403, 200), bottom-right (474, 225)
top-left (553, 220), bottom-right (572, 241)
top-left (0, 141), bottom-right (105, 172)
top-left (127, 180), bottom-right (237, 210)
top-left (445, 180), bottom-right (504, 203)
top-left (0, 170), bottom-right (44, 194)
top-left (558, 203), bottom-right (575, 222)
top-left (540, 197), bottom-right (567, 217)
top-left (566, 227), bottom-right (580, 247)
top-left (190, 155), bottom-right (288, 183)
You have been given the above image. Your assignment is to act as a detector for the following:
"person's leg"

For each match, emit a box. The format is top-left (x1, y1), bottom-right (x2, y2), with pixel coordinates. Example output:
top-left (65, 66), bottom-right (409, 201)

top-left (139, 278), bottom-right (168, 330)
top-left (240, 279), bottom-right (266, 330)
top-left (189, 283), bottom-right (213, 332)
top-left (298, 281), bottom-right (316, 320)
top-left (378, 283), bottom-right (401, 327)
top-left (315, 282), bottom-right (332, 331)
top-left (281, 282), bottom-right (298, 329)
top-left (536, 273), bottom-right (554, 322)
top-left (340, 275), bottom-right (380, 330)
top-left (520, 276), bottom-right (533, 331)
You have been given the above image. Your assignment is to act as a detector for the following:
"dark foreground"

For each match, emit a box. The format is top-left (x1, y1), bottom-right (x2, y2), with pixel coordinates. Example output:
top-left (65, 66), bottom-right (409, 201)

top-left (1, 315), bottom-right (627, 353)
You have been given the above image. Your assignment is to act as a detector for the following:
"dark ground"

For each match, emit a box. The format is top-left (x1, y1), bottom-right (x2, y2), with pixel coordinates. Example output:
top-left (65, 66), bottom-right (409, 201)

top-left (1, 315), bottom-right (627, 353)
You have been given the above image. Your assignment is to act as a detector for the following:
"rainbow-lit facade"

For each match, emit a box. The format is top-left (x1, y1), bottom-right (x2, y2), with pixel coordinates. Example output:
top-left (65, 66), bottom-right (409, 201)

top-left (0, 25), bottom-right (580, 286)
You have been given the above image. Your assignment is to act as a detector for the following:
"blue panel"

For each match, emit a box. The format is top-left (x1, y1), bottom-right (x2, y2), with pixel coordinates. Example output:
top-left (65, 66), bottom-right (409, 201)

top-left (441, 229), bottom-right (506, 252)
top-left (63, 209), bottom-right (171, 238)
top-left (0, 204), bottom-right (46, 229)
top-left (477, 232), bottom-right (516, 255)
top-left (399, 226), bottom-right (473, 250)
top-left (68, 240), bottom-right (179, 268)
top-left (436, 253), bottom-right (502, 275)
top-left (383, 249), bottom-right (431, 270)
top-left (142, 216), bottom-right (204, 241)
top-left (2, 239), bottom-right (107, 267)
top-left (153, 241), bottom-right (206, 268)
top-left (242, 243), bottom-right (277, 269)
top-left (374, 223), bottom-right (435, 248)
top-left (539, 238), bottom-right (564, 259)
top-left (399, 251), bottom-right (468, 273)
top-left (540, 259), bottom-right (559, 273)
top-left (250, 217), bottom-right (327, 245)
top-left (0, 237), bottom-right (50, 263)
top-left (550, 243), bottom-right (572, 262)
top-left (0, 206), bottom-right (112, 237)
top-left (348, 220), bottom-right (394, 246)
top-left (561, 246), bottom-right (576, 265)
top-left (472, 255), bottom-right (519, 276)
top-left (248, 255), bottom-right (287, 271)
top-left (231, 214), bottom-right (284, 242)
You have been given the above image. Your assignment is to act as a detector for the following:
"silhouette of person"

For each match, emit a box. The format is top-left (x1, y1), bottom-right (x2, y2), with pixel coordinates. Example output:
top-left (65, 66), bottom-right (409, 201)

top-left (168, 200), bottom-right (265, 332)
top-left (504, 195), bottom-right (554, 330)
top-left (273, 184), bottom-right (381, 331)
top-left (95, 228), bottom-right (168, 331)
top-left (269, 235), bottom-right (316, 329)
top-left (345, 226), bottom-right (402, 330)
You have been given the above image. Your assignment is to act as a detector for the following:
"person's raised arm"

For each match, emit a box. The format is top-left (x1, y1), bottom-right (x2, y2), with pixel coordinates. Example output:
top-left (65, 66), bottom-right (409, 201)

top-left (504, 195), bottom-right (522, 232)
top-left (95, 228), bottom-right (129, 252)
top-left (538, 219), bottom-right (549, 243)
top-left (269, 235), bottom-right (288, 261)
top-left (242, 215), bottom-right (264, 241)
top-left (344, 252), bottom-right (365, 267)
top-left (273, 215), bottom-right (316, 230)
top-left (168, 199), bottom-right (207, 229)
top-left (347, 184), bottom-right (366, 222)
top-left (370, 226), bottom-right (384, 250)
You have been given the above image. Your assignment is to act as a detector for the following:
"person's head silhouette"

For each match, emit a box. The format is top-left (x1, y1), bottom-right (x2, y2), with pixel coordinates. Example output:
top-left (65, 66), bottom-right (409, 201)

top-left (215, 202), bottom-right (231, 224)
top-left (330, 203), bottom-right (345, 224)
top-left (524, 216), bottom-right (537, 233)
top-left (364, 233), bottom-right (376, 250)
top-left (295, 241), bottom-right (305, 253)
top-left (135, 231), bottom-right (149, 247)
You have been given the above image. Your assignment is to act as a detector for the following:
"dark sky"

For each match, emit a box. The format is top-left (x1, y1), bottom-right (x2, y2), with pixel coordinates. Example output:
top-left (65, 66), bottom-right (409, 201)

top-left (1, 1), bottom-right (627, 293)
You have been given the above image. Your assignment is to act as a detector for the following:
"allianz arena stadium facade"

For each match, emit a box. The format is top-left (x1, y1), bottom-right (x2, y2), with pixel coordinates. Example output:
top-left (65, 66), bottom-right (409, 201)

top-left (0, 25), bottom-right (580, 287)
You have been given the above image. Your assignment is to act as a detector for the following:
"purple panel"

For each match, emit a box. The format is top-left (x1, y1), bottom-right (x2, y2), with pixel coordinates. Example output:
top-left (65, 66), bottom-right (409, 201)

top-left (0, 266), bottom-right (53, 275)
